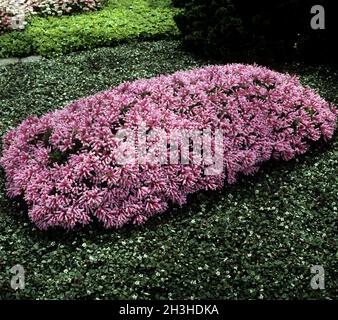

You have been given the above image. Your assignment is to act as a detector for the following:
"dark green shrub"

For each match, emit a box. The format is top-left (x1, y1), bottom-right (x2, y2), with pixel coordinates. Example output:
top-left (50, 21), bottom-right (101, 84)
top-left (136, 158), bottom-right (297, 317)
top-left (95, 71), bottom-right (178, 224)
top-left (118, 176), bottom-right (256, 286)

top-left (174, 0), bottom-right (336, 64)
top-left (0, 32), bottom-right (32, 58)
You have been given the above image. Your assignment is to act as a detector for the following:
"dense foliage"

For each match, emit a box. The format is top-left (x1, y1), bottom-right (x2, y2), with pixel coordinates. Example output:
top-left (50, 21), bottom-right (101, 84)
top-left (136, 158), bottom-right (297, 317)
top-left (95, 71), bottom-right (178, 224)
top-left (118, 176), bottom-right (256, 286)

top-left (1, 63), bottom-right (336, 229)
top-left (0, 0), bottom-right (179, 57)
top-left (0, 0), bottom-right (105, 35)
top-left (173, 0), bottom-right (336, 64)
top-left (0, 41), bottom-right (337, 299)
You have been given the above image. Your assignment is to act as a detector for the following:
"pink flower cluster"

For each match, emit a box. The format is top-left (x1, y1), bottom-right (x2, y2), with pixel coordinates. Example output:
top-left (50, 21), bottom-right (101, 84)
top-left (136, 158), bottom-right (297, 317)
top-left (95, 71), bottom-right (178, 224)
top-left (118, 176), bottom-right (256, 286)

top-left (31, 0), bottom-right (103, 17)
top-left (0, 0), bottom-right (103, 35)
top-left (1, 64), bottom-right (336, 230)
top-left (0, 9), bottom-right (12, 34)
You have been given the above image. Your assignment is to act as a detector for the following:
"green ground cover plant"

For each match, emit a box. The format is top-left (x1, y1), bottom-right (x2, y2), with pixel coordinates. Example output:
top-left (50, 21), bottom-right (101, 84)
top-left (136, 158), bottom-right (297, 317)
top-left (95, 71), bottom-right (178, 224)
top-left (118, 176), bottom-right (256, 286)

top-left (0, 0), bottom-right (179, 58)
top-left (0, 40), bottom-right (337, 299)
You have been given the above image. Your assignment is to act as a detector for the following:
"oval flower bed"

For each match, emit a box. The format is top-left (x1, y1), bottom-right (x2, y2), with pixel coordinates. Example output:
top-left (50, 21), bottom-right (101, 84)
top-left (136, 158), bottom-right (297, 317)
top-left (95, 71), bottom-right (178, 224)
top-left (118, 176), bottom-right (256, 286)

top-left (0, 64), bottom-right (336, 230)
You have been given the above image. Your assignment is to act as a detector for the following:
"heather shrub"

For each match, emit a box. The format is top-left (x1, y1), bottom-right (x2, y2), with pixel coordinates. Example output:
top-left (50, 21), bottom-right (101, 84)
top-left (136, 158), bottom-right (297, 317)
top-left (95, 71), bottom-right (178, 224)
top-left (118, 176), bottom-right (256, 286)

top-left (1, 64), bottom-right (336, 230)
top-left (0, 0), bottom-right (32, 34)
top-left (0, 9), bottom-right (12, 34)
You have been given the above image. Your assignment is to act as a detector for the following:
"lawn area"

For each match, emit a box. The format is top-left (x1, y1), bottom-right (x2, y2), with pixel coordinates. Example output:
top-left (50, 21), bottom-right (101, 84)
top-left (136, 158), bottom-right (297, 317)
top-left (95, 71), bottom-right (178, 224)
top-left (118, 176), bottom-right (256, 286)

top-left (0, 0), bottom-right (179, 58)
top-left (0, 40), bottom-right (337, 299)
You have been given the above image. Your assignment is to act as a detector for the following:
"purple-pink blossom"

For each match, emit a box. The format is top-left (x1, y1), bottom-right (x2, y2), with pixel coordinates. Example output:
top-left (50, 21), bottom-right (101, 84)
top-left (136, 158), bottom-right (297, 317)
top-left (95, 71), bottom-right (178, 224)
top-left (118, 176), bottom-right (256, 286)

top-left (0, 64), bottom-right (336, 230)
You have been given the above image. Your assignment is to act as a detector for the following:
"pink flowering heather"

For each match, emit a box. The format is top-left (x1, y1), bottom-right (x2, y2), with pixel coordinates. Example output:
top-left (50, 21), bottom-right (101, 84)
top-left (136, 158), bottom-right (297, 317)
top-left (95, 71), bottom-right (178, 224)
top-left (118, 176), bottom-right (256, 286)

top-left (0, 9), bottom-right (12, 34)
top-left (0, 0), bottom-right (104, 34)
top-left (1, 64), bottom-right (336, 230)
